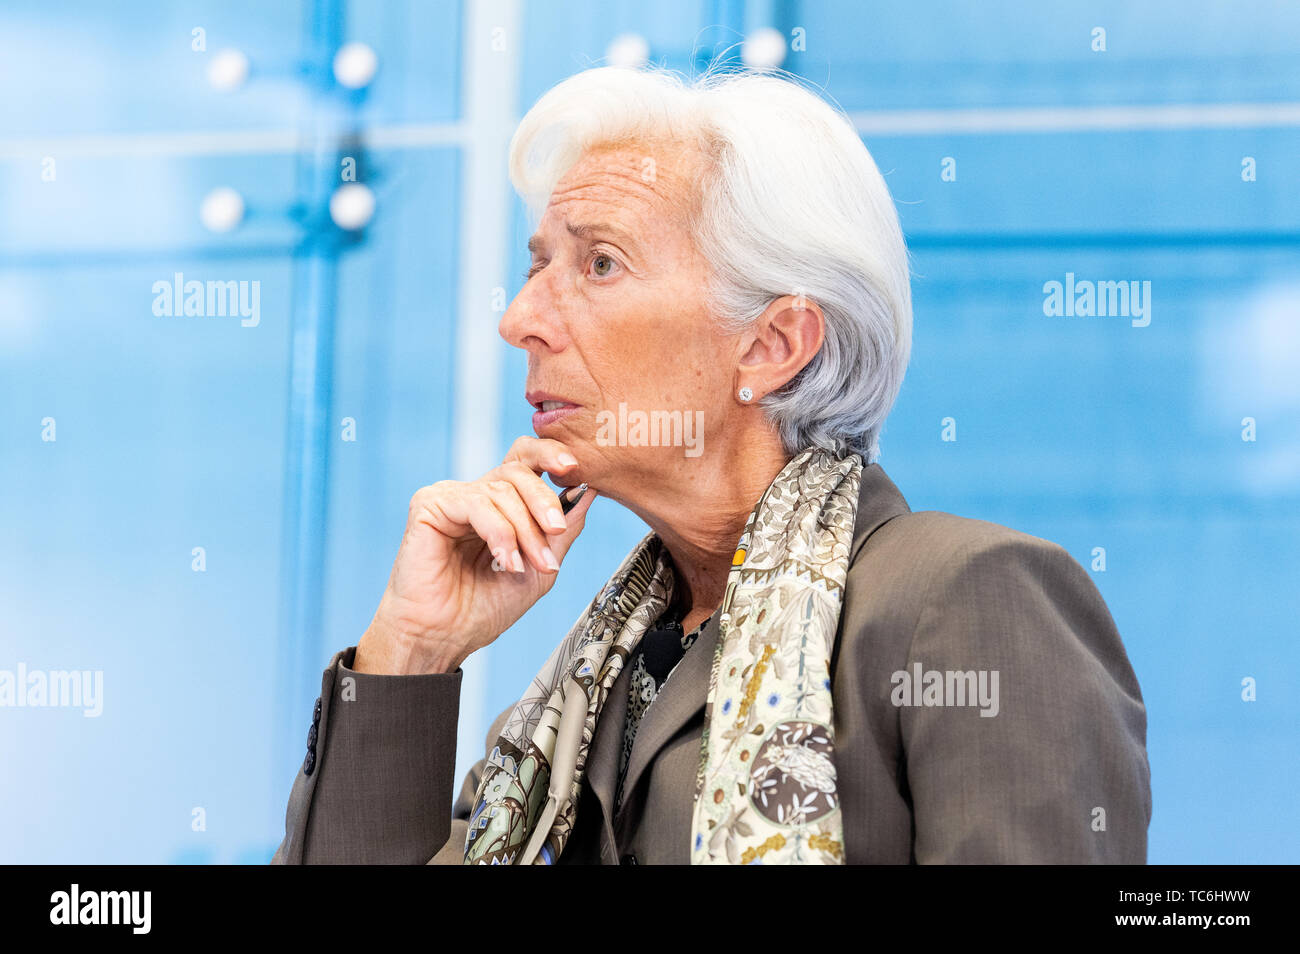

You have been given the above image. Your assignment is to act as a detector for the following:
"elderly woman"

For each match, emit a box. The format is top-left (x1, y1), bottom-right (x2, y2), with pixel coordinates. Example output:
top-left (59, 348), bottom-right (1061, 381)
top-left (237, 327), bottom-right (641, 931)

top-left (273, 65), bottom-right (1150, 865)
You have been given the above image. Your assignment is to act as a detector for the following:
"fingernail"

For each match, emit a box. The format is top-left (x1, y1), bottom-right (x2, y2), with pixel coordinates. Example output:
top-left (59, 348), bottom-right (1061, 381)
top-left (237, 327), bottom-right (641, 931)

top-left (558, 453), bottom-right (578, 467)
top-left (546, 508), bottom-right (566, 530)
top-left (542, 547), bottom-right (560, 571)
top-left (511, 550), bottom-right (525, 573)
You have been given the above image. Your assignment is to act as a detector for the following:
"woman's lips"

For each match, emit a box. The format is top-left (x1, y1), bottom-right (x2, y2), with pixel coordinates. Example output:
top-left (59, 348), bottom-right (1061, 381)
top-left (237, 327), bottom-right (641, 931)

top-left (532, 403), bottom-right (580, 429)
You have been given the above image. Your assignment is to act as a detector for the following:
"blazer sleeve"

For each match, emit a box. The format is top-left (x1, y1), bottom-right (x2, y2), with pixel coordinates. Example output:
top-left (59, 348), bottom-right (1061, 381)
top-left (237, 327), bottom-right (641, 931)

top-left (271, 646), bottom-right (464, 864)
top-left (898, 531), bottom-right (1152, 863)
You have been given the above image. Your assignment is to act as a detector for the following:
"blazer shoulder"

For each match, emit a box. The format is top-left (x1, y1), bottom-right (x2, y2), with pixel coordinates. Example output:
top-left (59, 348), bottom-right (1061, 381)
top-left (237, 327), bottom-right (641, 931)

top-left (851, 465), bottom-right (1075, 577)
top-left (847, 507), bottom-right (1096, 615)
top-left (842, 507), bottom-right (1137, 704)
top-left (858, 508), bottom-right (1074, 568)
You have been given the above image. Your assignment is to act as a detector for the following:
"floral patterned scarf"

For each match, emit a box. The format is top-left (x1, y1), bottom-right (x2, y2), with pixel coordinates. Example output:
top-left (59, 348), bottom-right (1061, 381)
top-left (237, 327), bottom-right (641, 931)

top-left (462, 447), bottom-right (862, 864)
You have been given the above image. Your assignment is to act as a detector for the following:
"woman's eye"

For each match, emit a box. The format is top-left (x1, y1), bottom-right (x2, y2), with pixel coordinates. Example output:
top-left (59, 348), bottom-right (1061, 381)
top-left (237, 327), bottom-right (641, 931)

top-left (523, 255), bottom-right (616, 281)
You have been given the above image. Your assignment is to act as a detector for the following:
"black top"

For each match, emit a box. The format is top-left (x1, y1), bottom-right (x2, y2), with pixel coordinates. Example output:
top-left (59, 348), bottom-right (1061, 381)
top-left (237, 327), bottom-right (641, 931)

top-left (614, 606), bottom-right (713, 813)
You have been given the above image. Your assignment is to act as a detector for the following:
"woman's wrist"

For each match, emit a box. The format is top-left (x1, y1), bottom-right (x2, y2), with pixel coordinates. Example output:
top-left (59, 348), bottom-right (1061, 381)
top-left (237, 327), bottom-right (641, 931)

top-left (355, 611), bottom-right (463, 675)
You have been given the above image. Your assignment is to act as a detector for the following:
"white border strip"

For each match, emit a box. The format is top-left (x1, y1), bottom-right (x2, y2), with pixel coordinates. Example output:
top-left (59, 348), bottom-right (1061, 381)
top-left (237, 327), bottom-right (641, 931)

top-left (450, 0), bottom-right (521, 800)
top-left (0, 121), bottom-right (469, 161)
top-left (850, 101), bottom-right (1300, 136)
top-left (7, 100), bottom-right (1298, 163)
top-left (0, 128), bottom-right (304, 160)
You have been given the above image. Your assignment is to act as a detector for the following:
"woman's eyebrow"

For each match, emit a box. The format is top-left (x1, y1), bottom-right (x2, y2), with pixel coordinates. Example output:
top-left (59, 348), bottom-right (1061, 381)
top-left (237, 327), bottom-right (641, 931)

top-left (565, 220), bottom-right (638, 249)
top-left (527, 220), bottom-right (640, 257)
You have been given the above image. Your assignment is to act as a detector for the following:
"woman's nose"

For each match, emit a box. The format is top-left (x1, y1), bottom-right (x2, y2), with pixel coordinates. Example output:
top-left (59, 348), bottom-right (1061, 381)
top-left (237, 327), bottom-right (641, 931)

top-left (500, 276), bottom-right (565, 352)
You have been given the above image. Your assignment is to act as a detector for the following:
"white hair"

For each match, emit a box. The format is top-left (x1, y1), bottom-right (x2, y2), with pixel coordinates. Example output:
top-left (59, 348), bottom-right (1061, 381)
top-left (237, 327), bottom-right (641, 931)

top-left (507, 62), bottom-right (913, 463)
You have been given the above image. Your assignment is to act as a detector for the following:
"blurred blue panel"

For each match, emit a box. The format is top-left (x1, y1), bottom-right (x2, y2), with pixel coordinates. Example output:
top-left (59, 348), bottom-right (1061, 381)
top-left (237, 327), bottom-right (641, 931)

top-left (519, 0), bottom-right (729, 104)
top-left (0, 257), bottom-right (291, 863)
top-left (787, 0), bottom-right (1300, 109)
top-left (0, 0), bottom-right (311, 136)
top-left (318, 146), bottom-right (461, 693)
top-left (867, 129), bottom-right (1300, 235)
top-left (342, 1), bottom-right (463, 125)
top-left (0, 153), bottom-right (300, 257)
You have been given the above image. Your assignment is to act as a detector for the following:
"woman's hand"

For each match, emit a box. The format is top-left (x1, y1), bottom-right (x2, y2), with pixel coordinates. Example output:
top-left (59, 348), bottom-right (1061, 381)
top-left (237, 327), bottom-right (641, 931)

top-left (353, 436), bottom-right (596, 675)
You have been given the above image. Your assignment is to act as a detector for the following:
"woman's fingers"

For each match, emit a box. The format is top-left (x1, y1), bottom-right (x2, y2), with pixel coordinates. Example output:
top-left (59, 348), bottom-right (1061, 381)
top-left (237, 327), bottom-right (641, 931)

top-left (412, 436), bottom-right (587, 577)
top-left (481, 477), bottom-right (560, 573)
top-left (503, 435), bottom-right (580, 483)
top-left (422, 486), bottom-right (525, 574)
top-left (496, 460), bottom-right (573, 536)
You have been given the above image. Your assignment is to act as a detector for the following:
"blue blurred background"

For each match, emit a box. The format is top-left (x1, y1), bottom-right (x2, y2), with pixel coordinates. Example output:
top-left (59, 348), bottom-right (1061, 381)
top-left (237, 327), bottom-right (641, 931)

top-left (1, 0), bottom-right (1297, 863)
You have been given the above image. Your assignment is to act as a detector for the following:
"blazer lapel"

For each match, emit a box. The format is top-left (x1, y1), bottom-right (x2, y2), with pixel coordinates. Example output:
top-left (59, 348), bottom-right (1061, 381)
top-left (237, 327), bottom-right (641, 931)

top-left (610, 606), bottom-right (722, 824)
top-left (581, 609), bottom-right (721, 856)
top-left (584, 647), bottom-right (633, 849)
top-left (582, 462), bottom-right (912, 843)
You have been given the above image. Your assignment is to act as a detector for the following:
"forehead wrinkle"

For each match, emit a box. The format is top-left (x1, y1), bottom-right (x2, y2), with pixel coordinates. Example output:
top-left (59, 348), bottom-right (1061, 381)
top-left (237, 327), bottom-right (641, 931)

top-left (532, 143), bottom-right (704, 247)
top-left (551, 170), bottom-right (661, 232)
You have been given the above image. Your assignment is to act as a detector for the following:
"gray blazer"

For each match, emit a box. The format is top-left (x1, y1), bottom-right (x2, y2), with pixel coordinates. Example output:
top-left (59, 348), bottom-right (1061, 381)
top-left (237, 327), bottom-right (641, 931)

top-left (272, 463), bottom-right (1151, 864)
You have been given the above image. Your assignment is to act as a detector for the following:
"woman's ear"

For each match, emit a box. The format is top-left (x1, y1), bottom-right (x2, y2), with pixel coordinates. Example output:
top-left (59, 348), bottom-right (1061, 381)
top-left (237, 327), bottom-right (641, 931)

top-left (737, 294), bottom-right (825, 394)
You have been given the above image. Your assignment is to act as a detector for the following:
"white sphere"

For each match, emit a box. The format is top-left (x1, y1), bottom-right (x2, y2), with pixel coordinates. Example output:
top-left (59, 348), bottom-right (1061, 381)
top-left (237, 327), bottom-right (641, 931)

top-left (333, 42), bottom-right (379, 89)
top-left (742, 27), bottom-right (786, 68)
top-left (329, 183), bottom-right (376, 230)
top-left (208, 48), bottom-right (250, 91)
top-left (606, 33), bottom-right (649, 69)
top-left (199, 187), bottom-right (245, 232)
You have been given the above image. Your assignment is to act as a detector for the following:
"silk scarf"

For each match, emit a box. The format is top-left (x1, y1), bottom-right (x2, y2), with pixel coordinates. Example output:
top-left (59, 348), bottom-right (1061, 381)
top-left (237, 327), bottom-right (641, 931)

top-left (461, 446), bottom-right (862, 864)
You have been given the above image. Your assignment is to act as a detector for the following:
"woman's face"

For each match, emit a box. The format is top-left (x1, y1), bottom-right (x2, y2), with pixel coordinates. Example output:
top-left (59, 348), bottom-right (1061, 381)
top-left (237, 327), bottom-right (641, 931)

top-left (499, 142), bottom-right (735, 493)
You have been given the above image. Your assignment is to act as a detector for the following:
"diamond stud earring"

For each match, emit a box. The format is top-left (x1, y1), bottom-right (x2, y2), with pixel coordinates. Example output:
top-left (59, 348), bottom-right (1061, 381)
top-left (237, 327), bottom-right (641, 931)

top-left (738, 386), bottom-right (754, 402)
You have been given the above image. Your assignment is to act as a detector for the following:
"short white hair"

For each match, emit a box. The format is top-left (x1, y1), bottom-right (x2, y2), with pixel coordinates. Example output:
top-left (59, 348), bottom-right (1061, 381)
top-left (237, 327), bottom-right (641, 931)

top-left (508, 63), bottom-right (912, 463)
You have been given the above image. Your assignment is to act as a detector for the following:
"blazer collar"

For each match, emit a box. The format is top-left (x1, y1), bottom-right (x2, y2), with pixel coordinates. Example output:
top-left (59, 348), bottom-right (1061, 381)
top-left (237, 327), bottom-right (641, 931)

top-left (583, 461), bottom-right (912, 841)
